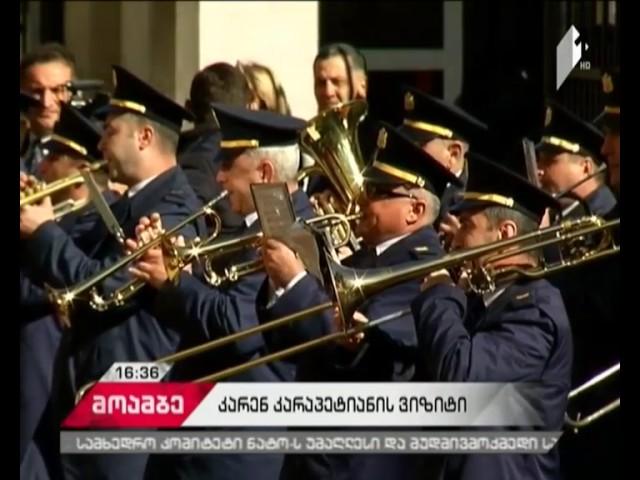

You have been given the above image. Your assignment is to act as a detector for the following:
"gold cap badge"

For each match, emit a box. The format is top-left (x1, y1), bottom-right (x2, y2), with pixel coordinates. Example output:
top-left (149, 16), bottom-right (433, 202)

top-left (404, 92), bottom-right (415, 112)
top-left (545, 106), bottom-right (553, 127)
top-left (602, 73), bottom-right (614, 94)
top-left (377, 127), bottom-right (388, 149)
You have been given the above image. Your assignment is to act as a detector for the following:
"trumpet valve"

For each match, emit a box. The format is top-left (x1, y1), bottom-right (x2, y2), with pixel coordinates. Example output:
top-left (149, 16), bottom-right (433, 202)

top-left (89, 288), bottom-right (109, 312)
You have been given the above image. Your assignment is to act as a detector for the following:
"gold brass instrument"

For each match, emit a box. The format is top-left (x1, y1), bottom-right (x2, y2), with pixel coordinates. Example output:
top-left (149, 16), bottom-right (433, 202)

top-left (47, 191), bottom-right (228, 318)
top-left (164, 212), bottom-right (362, 287)
top-left (74, 215), bottom-right (620, 401)
top-left (53, 198), bottom-right (91, 220)
top-left (130, 216), bottom-right (625, 373)
top-left (20, 161), bottom-right (108, 208)
top-left (564, 362), bottom-right (620, 432)
top-left (298, 100), bottom-right (368, 250)
top-left (188, 216), bottom-right (619, 382)
top-left (299, 99), bottom-right (368, 214)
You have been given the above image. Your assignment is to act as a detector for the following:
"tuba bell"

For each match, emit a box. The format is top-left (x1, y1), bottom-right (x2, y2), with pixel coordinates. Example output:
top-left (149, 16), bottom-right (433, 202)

top-left (299, 100), bottom-right (368, 214)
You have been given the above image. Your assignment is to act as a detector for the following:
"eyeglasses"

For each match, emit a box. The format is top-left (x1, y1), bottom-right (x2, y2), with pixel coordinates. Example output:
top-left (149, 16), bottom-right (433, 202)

top-left (25, 83), bottom-right (70, 102)
top-left (363, 184), bottom-right (415, 201)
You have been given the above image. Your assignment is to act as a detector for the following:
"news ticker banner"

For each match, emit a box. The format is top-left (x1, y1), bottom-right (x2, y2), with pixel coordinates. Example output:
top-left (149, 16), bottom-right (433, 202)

top-left (60, 431), bottom-right (562, 454)
top-left (63, 372), bottom-right (548, 429)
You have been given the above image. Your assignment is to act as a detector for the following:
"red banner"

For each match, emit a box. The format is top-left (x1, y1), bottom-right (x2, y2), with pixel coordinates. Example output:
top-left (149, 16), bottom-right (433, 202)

top-left (62, 382), bottom-right (214, 428)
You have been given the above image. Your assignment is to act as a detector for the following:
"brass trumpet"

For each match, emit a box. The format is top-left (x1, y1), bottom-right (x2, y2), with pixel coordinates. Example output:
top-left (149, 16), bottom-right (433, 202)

top-left (20, 160), bottom-right (107, 208)
top-left (164, 212), bottom-right (362, 287)
top-left (52, 198), bottom-right (91, 220)
top-left (47, 191), bottom-right (228, 318)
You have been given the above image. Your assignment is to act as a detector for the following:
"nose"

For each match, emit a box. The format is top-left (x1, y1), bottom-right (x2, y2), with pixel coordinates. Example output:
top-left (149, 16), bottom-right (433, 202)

top-left (216, 169), bottom-right (226, 184)
top-left (319, 80), bottom-right (336, 99)
top-left (41, 89), bottom-right (57, 109)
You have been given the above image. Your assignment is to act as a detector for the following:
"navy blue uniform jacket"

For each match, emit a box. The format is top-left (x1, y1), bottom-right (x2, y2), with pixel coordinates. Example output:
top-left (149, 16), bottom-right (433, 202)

top-left (19, 189), bottom-right (121, 480)
top-left (143, 189), bottom-right (315, 480)
top-left (411, 279), bottom-right (573, 480)
top-left (257, 226), bottom-right (444, 480)
top-left (22, 167), bottom-right (204, 480)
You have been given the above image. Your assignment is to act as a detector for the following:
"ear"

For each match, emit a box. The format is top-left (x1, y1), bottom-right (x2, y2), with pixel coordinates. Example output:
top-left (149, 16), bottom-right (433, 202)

top-left (354, 71), bottom-right (367, 100)
top-left (582, 156), bottom-right (595, 175)
top-left (447, 141), bottom-right (464, 165)
top-left (498, 219), bottom-right (518, 240)
top-left (406, 198), bottom-right (427, 225)
top-left (259, 159), bottom-right (275, 183)
top-left (137, 124), bottom-right (154, 151)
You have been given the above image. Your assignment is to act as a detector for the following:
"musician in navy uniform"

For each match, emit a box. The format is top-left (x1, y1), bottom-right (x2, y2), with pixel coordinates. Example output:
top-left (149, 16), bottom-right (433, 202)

top-left (558, 70), bottom-right (621, 480)
top-left (536, 100), bottom-right (616, 219)
top-left (128, 104), bottom-right (314, 480)
top-left (20, 65), bottom-right (204, 480)
top-left (20, 103), bottom-right (118, 480)
top-left (398, 86), bottom-right (488, 225)
top-left (411, 153), bottom-right (572, 480)
top-left (256, 123), bottom-right (462, 480)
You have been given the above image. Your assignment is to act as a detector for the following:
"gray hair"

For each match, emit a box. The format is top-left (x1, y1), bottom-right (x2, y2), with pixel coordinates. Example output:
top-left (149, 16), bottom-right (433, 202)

top-left (244, 144), bottom-right (300, 182)
top-left (408, 187), bottom-right (440, 225)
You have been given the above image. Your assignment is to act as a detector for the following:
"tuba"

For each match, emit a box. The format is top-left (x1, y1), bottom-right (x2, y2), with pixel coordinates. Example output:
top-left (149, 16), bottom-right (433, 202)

top-left (298, 100), bottom-right (368, 250)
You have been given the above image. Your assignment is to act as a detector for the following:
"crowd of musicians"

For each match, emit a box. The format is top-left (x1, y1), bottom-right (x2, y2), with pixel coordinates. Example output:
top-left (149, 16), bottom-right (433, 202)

top-left (19, 42), bottom-right (620, 480)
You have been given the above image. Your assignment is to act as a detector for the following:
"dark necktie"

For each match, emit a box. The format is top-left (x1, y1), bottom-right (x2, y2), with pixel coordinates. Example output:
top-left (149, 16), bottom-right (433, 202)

top-left (109, 193), bottom-right (132, 224)
top-left (465, 292), bottom-right (486, 329)
top-left (357, 246), bottom-right (378, 269)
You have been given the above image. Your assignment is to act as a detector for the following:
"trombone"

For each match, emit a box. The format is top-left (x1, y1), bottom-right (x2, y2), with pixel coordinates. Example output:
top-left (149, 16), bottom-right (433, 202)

top-left (110, 216), bottom-right (623, 378)
top-left (74, 215), bottom-right (620, 401)
top-left (164, 212), bottom-right (362, 287)
top-left (564, 362), bottom-right (620, 432)
top-left (20, 160), bottom-right (108, 208)
top-left (46, 191), bottom-right (228, 318)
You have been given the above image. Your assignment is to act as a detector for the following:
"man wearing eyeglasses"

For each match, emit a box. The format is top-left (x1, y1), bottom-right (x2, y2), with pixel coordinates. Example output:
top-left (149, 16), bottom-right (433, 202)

top-left (256, 123), bottom-right (462, 480)
top-left (20, 43), bottom-right (76, 177)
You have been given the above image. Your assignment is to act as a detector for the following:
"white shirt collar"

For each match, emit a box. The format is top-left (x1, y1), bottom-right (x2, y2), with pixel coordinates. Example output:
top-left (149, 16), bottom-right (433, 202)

top-left (375, 233), bottom-right (411, 256)
top-left (127, 174), bottom-right (160, 198)
top-left (244, 211), bottom-right (259, 228)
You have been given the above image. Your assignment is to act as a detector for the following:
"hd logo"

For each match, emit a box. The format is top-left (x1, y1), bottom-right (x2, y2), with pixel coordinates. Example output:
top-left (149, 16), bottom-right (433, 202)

top-left (556, 25), bottom-right (590, 90)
